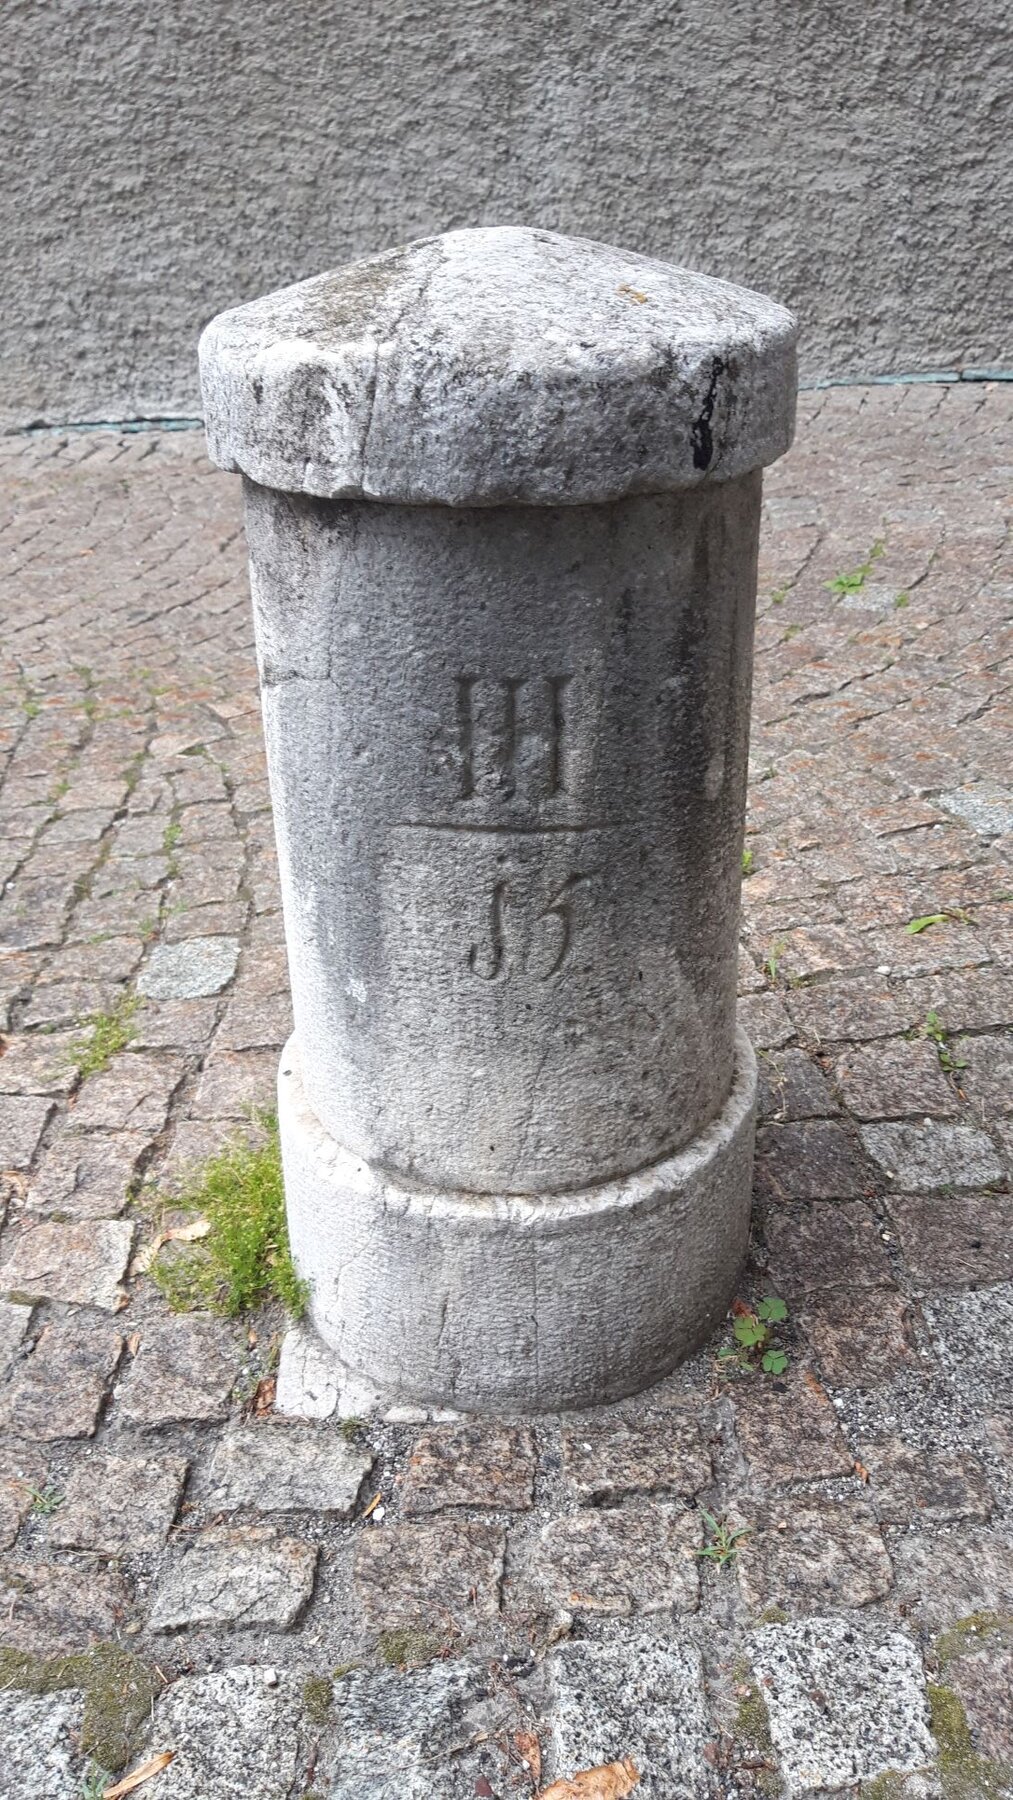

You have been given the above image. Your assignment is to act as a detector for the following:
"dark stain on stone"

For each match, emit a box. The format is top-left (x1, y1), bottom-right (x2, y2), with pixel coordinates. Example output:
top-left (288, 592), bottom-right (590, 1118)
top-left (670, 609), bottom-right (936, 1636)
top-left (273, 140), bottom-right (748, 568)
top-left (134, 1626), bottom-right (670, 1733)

top-left (691, 356), bottom-right (726, 470)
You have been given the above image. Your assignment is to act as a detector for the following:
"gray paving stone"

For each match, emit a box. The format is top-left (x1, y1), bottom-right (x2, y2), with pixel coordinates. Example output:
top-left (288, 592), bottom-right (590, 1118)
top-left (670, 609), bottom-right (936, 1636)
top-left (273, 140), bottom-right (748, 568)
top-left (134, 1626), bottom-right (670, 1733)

top-left (755, 1119), bottom-right (871, 1201)
top-left (354, 1517), bottom-right (506, 1632)
top-left (0, 1691), bottom-right (85, 1800)
top-left (938, 781), bottom-right (1013, 836)
top-left (208, 1423), bottom-right (372, 1515)
top-left (861, 1120), bottom-right (1005, 1190)
top-left (27, 1130), bottom-right (149, 1217)
top-left (891, 1528), bottom-right (1013, 1629)
top-left (945, 1638), bottom-right (1013, 1763)
top-left (137, 934), bottom-right (240, 999)
top-left (400, 1423), bottom-right (535, 1515)
top-left (546, 1633), bottom-right (713, 1798)
top-left (737, 1498), bottom-right (893, 1612)
top-left (72, 1050), bottom-right (186, 1132)
top-left (953, 1029), bottom-right (1013, 1116)
top-left (0, 1559), bottom-right (132, 1654)
top-left (317, 1661), bottom-right (516, 1798)
top-left (738, 991), bottom-right (796, 1050)
top-left (0, 1217), bottom-right (134, 1310)
top-left (889, 1190), bottom-right (1013, 1289)
top-left (748, 1617), bottom-right (934, 1796)
top-left (757, 1047), bottom-right (838, 1121)
top-left (0, 1314), bottom-right (123, 1439)
top-left (49, 1449), bottom-right (188, 1553)
top-left (143, 1669), bottom-right (303, 1800)
top-left (856, 1437), bottom-right (992, 1526)
top-left (833, 1036), bottom-right (960, 1119)
top-left (800, 1287), bottom-right (919, 1388)
top-left (0, 1437), bottom-right (48, 1548)
top-left (731, 1368), bottom-right (853, 1482)
top-left (532, 1501), bottom-right (700, 1616)
top-left (924, 1284), bottom-right (1013, 1405)
top-left (0, 1093), bottom-right (55, 1168)
top-left (560, 1414), bottom-right (711, 1505)
top-left (0, 1295), bottom-right (33, 1374)
top-left (115, 1315), bottom-right (240, 1424)
top-left (0, 1031), bottom-right (79, 1096)
top-left (150, 1526), bottom-right (318, 1632)
top-left (764, 1201), bottom-right (895, 1297)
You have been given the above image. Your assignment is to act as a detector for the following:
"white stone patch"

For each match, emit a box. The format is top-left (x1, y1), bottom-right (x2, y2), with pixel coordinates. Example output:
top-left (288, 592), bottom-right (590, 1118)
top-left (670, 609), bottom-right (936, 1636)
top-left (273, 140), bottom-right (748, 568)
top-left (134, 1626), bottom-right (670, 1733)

top-left (0, 1690), bottom-right (84, 1799)
top-left (547, 1633), bottom-right (712, 1797)
top-left (938, 781), bottom-right (1013, 837)
top-left (274, 1323), bottom-right (341, 1420)
top-left (861, 1120), bottom-right (1004, 1191)
top-left (144, 1669), bottom-right (303, 1800)
top-left (138, 936), bottom-right (239, 999)
top-left (749, 1617), bottom-right (935, 1796)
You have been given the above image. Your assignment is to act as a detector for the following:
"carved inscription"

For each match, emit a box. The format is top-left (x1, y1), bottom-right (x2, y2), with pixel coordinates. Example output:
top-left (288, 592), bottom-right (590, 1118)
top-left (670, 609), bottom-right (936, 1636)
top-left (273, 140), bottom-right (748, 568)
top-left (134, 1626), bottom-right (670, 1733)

top-left (468, 871), bottom-right (592, 982)
top-left (456, 673), bottom-right (570, 806)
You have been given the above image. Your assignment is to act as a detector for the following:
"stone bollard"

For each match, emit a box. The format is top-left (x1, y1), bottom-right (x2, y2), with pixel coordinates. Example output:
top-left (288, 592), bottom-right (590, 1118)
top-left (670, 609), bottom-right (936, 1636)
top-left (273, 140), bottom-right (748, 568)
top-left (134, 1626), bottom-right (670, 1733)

top-left (200, 227), bottom-right (797, 1411)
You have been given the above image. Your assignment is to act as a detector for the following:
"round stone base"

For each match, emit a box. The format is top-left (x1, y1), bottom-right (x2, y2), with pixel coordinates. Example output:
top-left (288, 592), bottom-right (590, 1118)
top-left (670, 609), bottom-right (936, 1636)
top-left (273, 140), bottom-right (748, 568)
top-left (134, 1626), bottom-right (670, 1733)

top-left (278, 1027), bottom-right (757, 1413)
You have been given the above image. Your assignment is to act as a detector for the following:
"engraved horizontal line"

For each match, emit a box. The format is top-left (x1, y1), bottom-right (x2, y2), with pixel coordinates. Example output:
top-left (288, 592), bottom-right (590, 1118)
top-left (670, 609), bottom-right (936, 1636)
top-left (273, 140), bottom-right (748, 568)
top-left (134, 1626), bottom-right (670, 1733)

top-left (391, 821), bottom-right (614, 836)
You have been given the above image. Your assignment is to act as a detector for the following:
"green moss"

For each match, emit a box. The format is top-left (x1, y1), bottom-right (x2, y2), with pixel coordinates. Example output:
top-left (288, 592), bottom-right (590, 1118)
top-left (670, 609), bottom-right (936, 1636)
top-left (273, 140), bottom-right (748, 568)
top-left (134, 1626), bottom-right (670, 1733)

top-left (0, 1642), bottom-right (161, 1773)
top-left (759, 1605), bottom-right (789, 1625)
top-left (151, 1112), bottom-right (307, 1318)
top-left (934, 1613), bottom-right (1013, 1671)
top-left (71, 990), bottom-right (140, 1078)
top-left (862, 1773), bottom-right (909, 1800)
top-left (331, 1661), bottom-right (358, 1681)
top-left (928, 1683), bottom-right (1013, 1800)
top-left (302, 1675), bottom-right (333, 1725)
top-left (377, 1628), bottom-right (445, 1671)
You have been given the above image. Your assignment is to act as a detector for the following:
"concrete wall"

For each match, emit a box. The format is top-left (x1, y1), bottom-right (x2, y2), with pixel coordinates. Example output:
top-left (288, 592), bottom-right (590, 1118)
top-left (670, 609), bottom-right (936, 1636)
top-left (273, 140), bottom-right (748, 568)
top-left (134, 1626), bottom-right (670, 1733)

top-left (3, 0), bottom-right (1009, 429)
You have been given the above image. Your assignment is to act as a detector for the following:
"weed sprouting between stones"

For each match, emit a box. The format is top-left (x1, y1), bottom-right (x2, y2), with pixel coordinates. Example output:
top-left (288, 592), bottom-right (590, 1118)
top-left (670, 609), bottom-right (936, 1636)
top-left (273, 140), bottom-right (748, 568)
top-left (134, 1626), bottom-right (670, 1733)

top-left (70, 990), bottom-right (140, 1078)
top-left (718, 1296), bottom-right (790, 1377)
top-left (696, 1511), bottom-right (750, 1569)
top-left (825, 537), bottom-right (885, 594)
top-left (151, 1112), bottom-right (307, 1319)
top-left (915, 1009), bottom-right (968, 1076)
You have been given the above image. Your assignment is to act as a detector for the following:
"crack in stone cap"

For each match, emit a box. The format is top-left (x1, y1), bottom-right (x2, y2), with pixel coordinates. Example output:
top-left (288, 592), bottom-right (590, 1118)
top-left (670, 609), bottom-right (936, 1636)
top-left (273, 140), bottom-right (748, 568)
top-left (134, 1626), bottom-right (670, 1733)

top-left (199, 226), bottom-right (798, 505)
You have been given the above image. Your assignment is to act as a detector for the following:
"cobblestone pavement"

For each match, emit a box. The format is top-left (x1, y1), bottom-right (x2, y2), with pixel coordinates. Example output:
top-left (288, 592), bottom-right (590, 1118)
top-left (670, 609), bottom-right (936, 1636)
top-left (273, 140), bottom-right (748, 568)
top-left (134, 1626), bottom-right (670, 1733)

top-left (0, 384), bottom-right (1011, 1798)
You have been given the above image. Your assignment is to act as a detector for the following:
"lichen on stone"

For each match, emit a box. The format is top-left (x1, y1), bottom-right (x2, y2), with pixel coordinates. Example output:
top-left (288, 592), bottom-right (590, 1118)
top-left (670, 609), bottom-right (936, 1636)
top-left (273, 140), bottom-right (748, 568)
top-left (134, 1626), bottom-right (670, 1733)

top-left (0, 1641), bottom-right (161, 1773)
top-left (302, 1674), bottom-right (333, 1725)
top-left (377, 1627), bottom-right (446, 1671)
top-left (927, 1681), bottom-right (1013, 1800)
top-left (933, 1613), bottom-right (1013, 1672)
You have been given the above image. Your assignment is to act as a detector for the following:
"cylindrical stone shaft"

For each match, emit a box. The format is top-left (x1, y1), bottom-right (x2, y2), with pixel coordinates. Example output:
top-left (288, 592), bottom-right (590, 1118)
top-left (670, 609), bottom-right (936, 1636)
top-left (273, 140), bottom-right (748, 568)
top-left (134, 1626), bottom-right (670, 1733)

top-left (200, 225), bottom-right (797, 1409)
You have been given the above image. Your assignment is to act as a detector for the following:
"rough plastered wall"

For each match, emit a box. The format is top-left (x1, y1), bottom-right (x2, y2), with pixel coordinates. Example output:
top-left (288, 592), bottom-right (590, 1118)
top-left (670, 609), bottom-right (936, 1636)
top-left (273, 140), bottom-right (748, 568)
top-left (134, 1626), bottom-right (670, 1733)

top-left (2, 0), bottom-right (1009, 428)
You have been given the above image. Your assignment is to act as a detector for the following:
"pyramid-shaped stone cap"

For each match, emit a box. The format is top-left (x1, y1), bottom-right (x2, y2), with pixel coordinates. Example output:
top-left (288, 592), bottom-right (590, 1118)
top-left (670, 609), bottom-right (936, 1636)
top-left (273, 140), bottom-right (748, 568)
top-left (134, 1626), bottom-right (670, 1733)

top-left (200, 227), bottom-right (797, 506)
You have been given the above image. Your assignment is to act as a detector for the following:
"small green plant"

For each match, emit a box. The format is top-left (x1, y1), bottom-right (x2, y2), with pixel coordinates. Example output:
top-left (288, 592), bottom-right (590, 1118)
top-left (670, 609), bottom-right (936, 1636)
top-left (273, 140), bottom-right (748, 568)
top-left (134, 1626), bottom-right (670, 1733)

top-left (151, 1113), bottom-right (307, 1318)
top-left (769, 586), bottom-right (787, 606)
top-left (696, 1510), bottom-right (750, 1567)
top-left (893, 590), bottom-right (910, 609)
top-left (29, 1482), bottom-right (64, 1516)
top-left (162, 819), bottom-right (182, 855)
top-left (781, 622), bottom-right (802, 640)
top-left (741, 847), bottom-right (754, 877)
top-left (763, 940), bottom-right (787, 985)
top-left (71, 991), bottom-right (140, 1079)
top-left (718, 1296), bottom-right (790, 1377)
top-left (916, 1009), bottom-right (967, 1075)
top-left (80, 1766), bottom-right (113, 1800)
top-left (825, 538), bottom-right (885, 594)
top-left (906, 908), bottom-right (972, 935)
top-left (340, 1416), bottom-right (363, 1444)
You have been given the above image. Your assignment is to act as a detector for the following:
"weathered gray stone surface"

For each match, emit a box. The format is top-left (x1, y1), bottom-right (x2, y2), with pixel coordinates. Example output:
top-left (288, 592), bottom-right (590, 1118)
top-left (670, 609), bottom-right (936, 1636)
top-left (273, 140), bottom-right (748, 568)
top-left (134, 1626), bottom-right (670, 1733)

top-left (207, 1422), bottom-right (372, 1515)
top-left (0, 1216), bottom-right (134, 1310)
top-left (0, 1691), bottom-right (85, 1800)
top-left (115, 1315), bottom-right (239, 1424)
top-left (138, 936), bottom-right (240, 1000)
top-left (317, 1661), bottom-right (514, 1798)
top-left (50, 1449), bottom-right (188, 1552)
top-left (203, 227), bottom-right (795, 504)
top-left (282, 1030), bottom-right (757, 1410)
top-left (547, 1633), bottom-right (712, 1797)
top-left (533, 1501), bottom-right (700, 1616)
top-left (0, 1436), bottom-right (47, 1547)
top-left (400, 1423), bottom-right (535, 1514)
top-left (26, 1130), bottom-right (148, 1218)
top-left (0, 1315), bottom-right (122, 1439)
top-left (862, 1119), bottom-right (1004, 1190)
top-left (560, 1415), bottom-right (711, 1504)
top-left (201, 226), bottom-right (792, 1409)
top-left (144, 1669), bottom-right (304, 1800)
top-left (0, 1092), bottom-right (54, 1168)
top-left (0, 1296), bottom-right (32, 1374)
top-left (150, 1526), bottom-right (318, 1631)
top-left (354, 1517), bottom-right (506, 1631)
top-left (0, 1559), bottom-right (132, 1653)
top-left (749, 1618), bottom-right (935, 1795)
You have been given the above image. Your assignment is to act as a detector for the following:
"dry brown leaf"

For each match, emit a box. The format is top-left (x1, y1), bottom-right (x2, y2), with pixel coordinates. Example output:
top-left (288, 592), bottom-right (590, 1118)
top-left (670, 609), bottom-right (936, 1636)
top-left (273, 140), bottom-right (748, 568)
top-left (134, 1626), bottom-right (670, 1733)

top-left (360, 1492), bottom-right (383, 1521)
top-left (535, 1757), bottom-right (639, 1800)
top-left (126, 1332), bottom-right (141, 1356)
top-left (730, 1297), bottom-right (753, 1319)
top-left (134, 1218), bottom-right (211, 1274)
top-left (617, 284), bottom-right (648, 304)
top-left (253, 1375), bottom-right (276, 1416)
top-left (854, 1459), bottom-right (870, 1483)
top-left (802, 1369), bottom-right (828, 1402)
top-left (102, 1750), bottom-right (176, 1798)
top-left (515, 1728), bottom-right (542, 1783)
